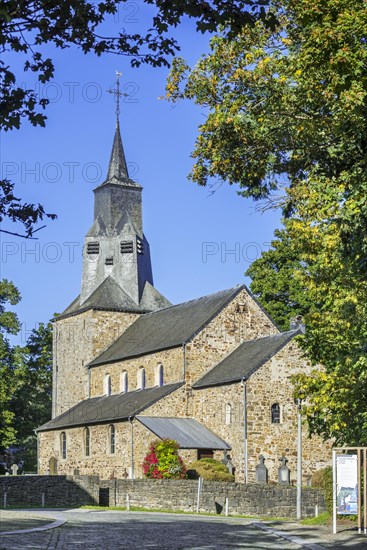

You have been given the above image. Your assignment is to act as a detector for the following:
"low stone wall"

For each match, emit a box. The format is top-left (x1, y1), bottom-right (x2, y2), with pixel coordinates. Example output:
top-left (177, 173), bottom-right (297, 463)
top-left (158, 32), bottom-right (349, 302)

top-left (0, 476), bottom-right (325, 518)
top-left (0, 475), bottom-right (96, 508)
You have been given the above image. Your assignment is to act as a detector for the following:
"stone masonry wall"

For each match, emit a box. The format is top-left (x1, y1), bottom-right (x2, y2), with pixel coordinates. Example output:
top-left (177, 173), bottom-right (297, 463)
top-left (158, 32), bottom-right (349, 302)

top-left (39, 421), bottom-right (133, 479)
top-left (184, 288), bottom-right (278, 388)
top-left (192, 339), bottom-right (332, 483)
top-left (53, 309), bottom-right (139, 416)
top-left (38, 407), bottom-right (196, 480)
top-left (245, 340), bottom-right (332, 482)
top-left (0, 476), bottom-right (325, 519)
top-left (90, 347), bottom-right (184, 397)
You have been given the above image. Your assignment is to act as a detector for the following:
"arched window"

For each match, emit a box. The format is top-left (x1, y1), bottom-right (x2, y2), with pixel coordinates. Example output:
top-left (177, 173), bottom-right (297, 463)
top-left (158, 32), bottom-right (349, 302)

top-left (109, 424), bottom-right (116, 454)
top-left (104, 374), bottom-right (112, 396)
top-left (60, 432), bottom-right (67, 459)
top-left (156, 364), bottom-right (164, 387)
top-left (84, 427), bottom-right (90, 457)
top-left (271, 403), bottom-right (281, 424)
top-left (120, 371), bottom-right (128, 393)
top-left (138, 367), bottom-right (146, 390)
top-left (225, 403), bottom-right (232, 425)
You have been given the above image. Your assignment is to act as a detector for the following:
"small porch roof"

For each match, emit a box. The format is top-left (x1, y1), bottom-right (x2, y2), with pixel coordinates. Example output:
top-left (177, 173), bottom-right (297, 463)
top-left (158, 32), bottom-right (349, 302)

top-left (136, 416), bottom-right (230, 450)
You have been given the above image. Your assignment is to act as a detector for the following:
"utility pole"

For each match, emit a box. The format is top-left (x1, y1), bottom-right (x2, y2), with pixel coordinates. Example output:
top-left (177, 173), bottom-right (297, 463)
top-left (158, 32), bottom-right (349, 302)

top-left (296, 398), bottom-right (302, 520)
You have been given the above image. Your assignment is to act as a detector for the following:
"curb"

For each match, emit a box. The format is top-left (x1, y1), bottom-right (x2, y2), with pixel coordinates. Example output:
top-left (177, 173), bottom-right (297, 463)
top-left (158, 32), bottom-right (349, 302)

top-left (0, 513), bottom-right (67, 536)
top-left (252, 522), bottom-right (326, 550)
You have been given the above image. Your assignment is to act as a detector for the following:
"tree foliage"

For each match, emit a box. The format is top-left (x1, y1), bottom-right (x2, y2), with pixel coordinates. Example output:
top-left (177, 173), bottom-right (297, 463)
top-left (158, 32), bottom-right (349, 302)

top-left (247, 214), bottom-right (367, 445)
top-left (10, 321), bottom-right (53, 469)
top-left (0, 279), bottom-right (21, 449)
top-left (166, 0), bottom-right (367, 445)
top-left (1, 0), bottom-right (273, 132)
top-left (0, 279), bottom-right (53, 468)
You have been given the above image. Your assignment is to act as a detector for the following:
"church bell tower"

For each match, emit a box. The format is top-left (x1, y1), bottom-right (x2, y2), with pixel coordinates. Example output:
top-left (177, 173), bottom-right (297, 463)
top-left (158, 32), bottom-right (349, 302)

top-left (52, 73), bottom-right (170, 417)
top-left (78, 72), bottom-right (170, 312)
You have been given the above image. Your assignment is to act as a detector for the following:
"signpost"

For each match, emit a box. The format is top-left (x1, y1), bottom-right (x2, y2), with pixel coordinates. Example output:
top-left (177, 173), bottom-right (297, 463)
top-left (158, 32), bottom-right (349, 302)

top-left (332, 447), bottom-right (367, 535)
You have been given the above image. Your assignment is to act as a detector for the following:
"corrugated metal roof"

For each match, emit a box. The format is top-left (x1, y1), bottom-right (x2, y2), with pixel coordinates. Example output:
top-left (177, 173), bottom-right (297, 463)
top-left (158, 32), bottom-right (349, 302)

top-left (36, 382), bottom-right (183, 432)
top-left (136, 416), bottom-right (230, 450)
top-left (89, 285), bottom-right (247, 366)
top-left (193, 331), bottom-right (299, 389)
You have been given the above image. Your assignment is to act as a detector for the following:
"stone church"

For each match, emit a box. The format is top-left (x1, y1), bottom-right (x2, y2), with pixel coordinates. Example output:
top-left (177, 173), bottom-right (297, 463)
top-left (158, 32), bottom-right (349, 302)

top-left (37, 113), bottom-right (331, 483)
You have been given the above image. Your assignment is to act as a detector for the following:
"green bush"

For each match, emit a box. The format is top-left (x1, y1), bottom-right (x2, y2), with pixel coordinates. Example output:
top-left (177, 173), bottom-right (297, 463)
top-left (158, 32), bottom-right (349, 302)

top-left (187, 458), bottom-right (235, 482)
top-left (311, 466), bottom-right (332, 513)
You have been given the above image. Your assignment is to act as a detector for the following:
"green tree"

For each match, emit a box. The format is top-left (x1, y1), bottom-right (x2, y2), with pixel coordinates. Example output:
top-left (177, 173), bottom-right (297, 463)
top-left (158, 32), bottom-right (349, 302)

top-left (10, 321), bottom-right (53, 470)
top-left (165, 0), bottom-right (367, 252)
top-left (0, 279), bottom-right (22, 450)
top-left (165, 0), bottom-right (367, 445)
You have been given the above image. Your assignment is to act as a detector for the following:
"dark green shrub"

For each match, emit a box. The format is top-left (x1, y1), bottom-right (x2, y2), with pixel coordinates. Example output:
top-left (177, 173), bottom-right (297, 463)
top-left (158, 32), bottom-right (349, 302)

top-left (311, 466), bottom-right (332, 513)
top-left (187, 458), bottom-right (235, 482)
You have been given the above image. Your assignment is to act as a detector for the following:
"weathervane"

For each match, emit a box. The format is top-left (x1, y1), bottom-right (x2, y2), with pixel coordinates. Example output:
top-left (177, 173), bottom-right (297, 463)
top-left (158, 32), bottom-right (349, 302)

top-left (107, 71), bottom-right (128, 121)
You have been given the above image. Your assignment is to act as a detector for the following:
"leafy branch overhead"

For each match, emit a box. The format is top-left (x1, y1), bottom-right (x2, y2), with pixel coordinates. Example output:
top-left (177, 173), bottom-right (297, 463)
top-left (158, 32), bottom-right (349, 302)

top-left (0, 0), bottom-right (271, 237)
top-left (0, 0), bottom-right (272, 132)
top-left (0, 180), bottom-right (57, 238)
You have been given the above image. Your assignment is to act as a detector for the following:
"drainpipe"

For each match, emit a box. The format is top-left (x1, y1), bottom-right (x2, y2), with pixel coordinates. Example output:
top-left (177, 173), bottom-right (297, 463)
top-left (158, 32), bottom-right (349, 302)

top-left (241, 378), bottom-right (248, 483)
top-left (182, 342), bottom-right (186, 380)
top-left (53, 365), bottom-right (58, 419)
top-left (129, 417), bottom-right (134, 480)
top-left (53, 323), bottom-right (58, 419)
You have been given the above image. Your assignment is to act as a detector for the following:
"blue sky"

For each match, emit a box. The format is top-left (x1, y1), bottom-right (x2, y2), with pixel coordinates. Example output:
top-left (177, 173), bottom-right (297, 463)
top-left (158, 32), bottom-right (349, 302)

top-left (1, 5), bottom-right (281, 344)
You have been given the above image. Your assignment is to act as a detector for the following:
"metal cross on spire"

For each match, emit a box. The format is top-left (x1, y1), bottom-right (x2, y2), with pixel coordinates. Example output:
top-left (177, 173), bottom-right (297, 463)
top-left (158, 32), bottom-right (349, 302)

top-left (107, 71), bottom-right (128, 121)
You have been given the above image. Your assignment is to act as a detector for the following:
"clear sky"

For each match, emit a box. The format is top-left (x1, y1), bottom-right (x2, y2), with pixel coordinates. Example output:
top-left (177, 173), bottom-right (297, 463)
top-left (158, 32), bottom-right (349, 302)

top-left (1, 4), bottom-right (282, 345)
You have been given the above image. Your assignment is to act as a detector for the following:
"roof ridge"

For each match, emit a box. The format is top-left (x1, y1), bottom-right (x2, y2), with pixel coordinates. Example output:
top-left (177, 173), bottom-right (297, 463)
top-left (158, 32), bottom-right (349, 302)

top-left (140, 284), bottom-right (245, 318)
top-left (238, 328), bottom-right (300, 345)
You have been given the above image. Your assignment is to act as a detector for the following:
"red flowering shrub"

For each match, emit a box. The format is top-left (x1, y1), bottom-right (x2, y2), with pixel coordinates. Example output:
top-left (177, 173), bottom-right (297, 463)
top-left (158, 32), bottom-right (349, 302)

top-left (142, 439), bottom-right (186, 479)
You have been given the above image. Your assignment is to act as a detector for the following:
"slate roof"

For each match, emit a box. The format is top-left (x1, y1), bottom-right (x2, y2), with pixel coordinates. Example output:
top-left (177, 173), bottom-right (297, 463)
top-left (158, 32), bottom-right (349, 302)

top-left (88, 285), bottom-right (248, 367)
top-left (140, 281), bottom-right (172, 311)
top-left (96, 120), bottom-right (140, 188)
top-left (136, 417), bottom-right (230, 450)
top-left (193, 330), bottom-right (299, 389)
top-left (79, 276), bottom-right (142, 311)
top-left (36, 382), bottom-right (183, 432)
top-left (59, 277), bottom-right (151, 319)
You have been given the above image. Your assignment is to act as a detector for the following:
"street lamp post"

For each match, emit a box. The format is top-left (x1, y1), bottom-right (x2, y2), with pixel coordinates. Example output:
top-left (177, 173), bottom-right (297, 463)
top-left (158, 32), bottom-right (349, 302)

top-left (296, 398), bottom-right (302, 520)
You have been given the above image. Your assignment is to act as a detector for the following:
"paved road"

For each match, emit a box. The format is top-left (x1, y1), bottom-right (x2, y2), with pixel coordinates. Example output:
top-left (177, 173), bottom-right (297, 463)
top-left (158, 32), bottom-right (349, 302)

top-left (0, 510), bottom-right (305, 549)
top-left (1, 510), bottom-right (367, 549)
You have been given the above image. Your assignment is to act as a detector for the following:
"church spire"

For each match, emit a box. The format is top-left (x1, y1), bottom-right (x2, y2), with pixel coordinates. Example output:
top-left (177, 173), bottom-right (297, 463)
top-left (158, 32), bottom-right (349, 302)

top-left (106, 71), bottom-right (130, 183)
top-left (107, 120), bottom-right (129, 181)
